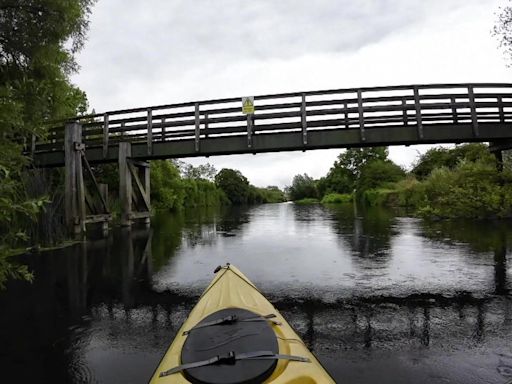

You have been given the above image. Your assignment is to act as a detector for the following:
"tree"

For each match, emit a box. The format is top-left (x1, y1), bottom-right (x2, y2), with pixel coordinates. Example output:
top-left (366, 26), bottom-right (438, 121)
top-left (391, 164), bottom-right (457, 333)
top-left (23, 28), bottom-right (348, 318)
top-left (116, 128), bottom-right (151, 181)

top-left (0, 1), bottom-right (95, 281)
top-left (215, 169), bottom-right (251, 204)
top-left (357, 160), bottom-right (405, 191)
top-left (412, 144), bottom-right (494, 179)
top-left (317, 165), bottom-right (355, 196)
top-left (494, 2), bottom-right (512, 66)
top-left (335, 147), bottom-right (388, 179)
top-left (287, 174), bottom-right (318, 200)
top-left (181, 163), bottom-right (217, 181)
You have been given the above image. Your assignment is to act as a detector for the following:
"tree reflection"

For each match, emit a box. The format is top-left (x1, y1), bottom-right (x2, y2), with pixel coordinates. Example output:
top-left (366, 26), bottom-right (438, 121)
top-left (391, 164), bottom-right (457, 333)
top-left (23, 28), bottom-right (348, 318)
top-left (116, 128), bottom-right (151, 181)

top-left (419, 219), bottom-right (511, 295)
top-left (323, 203), bottom-right (397, 269)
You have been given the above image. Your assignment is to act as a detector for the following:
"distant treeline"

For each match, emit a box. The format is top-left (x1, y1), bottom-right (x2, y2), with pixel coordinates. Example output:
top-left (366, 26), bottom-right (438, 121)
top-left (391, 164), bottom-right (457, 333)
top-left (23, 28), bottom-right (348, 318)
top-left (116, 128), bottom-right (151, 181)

top-left (287, 144), bottom-right (512, 219)
top-left (92, 160), bottom-right (286, 212)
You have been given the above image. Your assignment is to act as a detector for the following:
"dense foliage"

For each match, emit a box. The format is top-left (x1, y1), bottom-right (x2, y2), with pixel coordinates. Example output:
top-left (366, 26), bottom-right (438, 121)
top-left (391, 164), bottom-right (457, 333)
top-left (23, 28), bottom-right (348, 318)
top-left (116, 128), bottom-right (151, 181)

top-left (214, 168), bottom-right (285, 204)
top-left (289, 147), bottom-right (403, 201)
top-left (0, 1), bottom-right (95, 286)
top-left (148, 163), bottom-right (286, 211)
top-left (287, 174), bottom-right (318, 200)
top-left (151, 161), bottom-right (228, 210)
top-left (494, 1), bottom-right (512, 66)
top-left (287, 143), bottom-right (512, 219)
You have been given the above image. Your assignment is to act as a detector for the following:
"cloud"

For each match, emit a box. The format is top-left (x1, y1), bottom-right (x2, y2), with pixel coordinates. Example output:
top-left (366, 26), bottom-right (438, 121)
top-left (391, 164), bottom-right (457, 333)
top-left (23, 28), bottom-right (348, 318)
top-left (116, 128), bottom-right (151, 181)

top-left (72, 0), bottom-right (509, 187)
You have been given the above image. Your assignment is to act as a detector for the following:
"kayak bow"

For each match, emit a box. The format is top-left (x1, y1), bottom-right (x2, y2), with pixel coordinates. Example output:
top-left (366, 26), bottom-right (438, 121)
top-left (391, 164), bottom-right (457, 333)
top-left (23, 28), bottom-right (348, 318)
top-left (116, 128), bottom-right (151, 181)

top-left (150, 264), bottom-right (335, 383)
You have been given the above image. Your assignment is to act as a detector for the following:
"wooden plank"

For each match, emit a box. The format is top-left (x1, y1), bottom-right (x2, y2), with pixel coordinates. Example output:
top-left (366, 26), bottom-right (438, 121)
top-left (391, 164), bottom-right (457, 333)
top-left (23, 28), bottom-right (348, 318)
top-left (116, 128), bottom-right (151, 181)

top-left (129, 211), bottom-right (151, 219)
top-left (99, 184), bottom-right (109, 211)
top-left (128, 161), bottom-right (151, 211)
top-left (84, 186), bottom-right (96, 214)
top-left (413, 86), bottom-right (423, 139)
top-left (130, 159), bottom-right (149, 167)
top-left (103, 113), bottom-right (109, 158)
top-left (85, 214), bottom-right (112, 224)
top-left (81, 152), bottom-right (109, 213)
top-left (195, 103), bottom-right (200, 152)
top-left (357, 89), bottom-right (365, 141)
top-left (301, 94), bottom-right (308, 145)
top-left (147, 108), bottom-right (153, 154)
top-left (468, 86), bottom-right (479, 136)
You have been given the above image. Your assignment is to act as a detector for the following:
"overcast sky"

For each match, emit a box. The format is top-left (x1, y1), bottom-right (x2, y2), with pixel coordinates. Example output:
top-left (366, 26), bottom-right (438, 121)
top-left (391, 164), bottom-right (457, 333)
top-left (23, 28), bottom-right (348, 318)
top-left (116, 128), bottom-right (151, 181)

top-left (72, 0), bottom-right (510, 187)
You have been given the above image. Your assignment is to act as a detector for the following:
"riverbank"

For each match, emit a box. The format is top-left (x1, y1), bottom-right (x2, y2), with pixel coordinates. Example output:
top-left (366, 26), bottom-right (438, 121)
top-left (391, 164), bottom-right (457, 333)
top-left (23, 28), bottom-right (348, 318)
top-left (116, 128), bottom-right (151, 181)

top-left (289, 144), bottom-right (512, 219)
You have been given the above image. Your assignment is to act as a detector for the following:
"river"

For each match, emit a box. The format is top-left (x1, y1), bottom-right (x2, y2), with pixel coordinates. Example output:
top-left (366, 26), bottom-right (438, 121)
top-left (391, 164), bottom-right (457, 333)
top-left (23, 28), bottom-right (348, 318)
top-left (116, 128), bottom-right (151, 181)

top-left (1, 203), bottom-right (511, 383)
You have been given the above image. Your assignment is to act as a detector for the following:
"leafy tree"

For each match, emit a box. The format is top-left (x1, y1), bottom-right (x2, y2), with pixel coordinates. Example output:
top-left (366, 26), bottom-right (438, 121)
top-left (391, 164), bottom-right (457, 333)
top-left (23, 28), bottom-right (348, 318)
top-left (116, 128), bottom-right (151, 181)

top-left (357, 160), bottom-right (405, 191)
top-left (181, 163), bottom-right (217, 181)
top-left (412, 144), bottom-right (494, 179)
top-left (0, 1), bottom-right (96, 286)
top-left (215, 168), bottom-right (251, 204)
top-left (317, 166), bottom-right (355, 196)
top-left (335, 147), bottom-right (388, 179)
top-left (287, 173), bottom-right (318, 200)
top-left (494, 2), bottom-right (512, 66)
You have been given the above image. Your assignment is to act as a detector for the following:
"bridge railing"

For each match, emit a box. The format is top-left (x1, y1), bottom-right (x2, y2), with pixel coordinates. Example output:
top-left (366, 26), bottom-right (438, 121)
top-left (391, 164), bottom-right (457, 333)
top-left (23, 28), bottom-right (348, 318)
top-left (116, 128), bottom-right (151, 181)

top-left (34, 83), bottom-right (512, 156)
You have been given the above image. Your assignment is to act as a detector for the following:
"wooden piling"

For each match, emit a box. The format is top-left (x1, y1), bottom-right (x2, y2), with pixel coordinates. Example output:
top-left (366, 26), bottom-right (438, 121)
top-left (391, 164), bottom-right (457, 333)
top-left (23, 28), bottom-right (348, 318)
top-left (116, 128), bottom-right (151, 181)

top-left (119, 142), bottom-right (132, 227)
top-left (64, 121), bottom-right (83, 234)
top-left (143, 162), bottom-right (151, 226)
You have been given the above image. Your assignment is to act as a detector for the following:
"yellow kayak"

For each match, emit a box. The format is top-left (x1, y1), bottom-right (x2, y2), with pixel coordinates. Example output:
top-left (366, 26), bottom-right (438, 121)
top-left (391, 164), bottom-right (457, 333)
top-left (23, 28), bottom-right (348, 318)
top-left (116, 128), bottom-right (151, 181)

top-left (149, 264), bottom-right (335, 383)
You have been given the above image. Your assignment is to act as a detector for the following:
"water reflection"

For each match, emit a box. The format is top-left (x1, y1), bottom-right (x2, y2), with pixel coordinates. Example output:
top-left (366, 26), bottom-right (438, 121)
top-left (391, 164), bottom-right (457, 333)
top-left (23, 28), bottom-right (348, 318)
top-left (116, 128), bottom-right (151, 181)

top-left (0, 204), bottom-right (511, 383)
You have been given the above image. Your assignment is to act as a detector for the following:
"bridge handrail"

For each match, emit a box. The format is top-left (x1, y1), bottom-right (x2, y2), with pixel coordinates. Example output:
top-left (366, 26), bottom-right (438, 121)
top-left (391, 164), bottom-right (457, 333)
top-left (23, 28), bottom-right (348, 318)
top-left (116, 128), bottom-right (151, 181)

top-left (33, 82), bottom-right (512, 156)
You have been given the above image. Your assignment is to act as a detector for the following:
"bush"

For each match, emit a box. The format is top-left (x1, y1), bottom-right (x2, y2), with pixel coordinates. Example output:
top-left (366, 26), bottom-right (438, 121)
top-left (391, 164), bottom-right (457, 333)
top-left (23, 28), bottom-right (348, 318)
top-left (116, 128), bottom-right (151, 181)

top-left (321, 193), bottom-right (353, 204)
top-left (294, 198), bottom-right (320, 205)
top-left (419, 161), bottom-right (503, 219)
top-left (361, 188), bottom-right (395, 207)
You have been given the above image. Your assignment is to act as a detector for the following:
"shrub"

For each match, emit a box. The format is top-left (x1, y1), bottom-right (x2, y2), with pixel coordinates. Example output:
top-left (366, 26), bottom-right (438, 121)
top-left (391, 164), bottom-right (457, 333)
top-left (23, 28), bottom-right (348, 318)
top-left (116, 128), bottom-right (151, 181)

top-left (321, 193), bottom-right (353, 204)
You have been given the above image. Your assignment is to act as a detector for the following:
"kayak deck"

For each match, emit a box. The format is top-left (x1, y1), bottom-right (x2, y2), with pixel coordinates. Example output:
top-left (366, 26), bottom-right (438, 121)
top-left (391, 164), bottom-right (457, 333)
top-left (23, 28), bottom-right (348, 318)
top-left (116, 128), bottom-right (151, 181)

top-left (149, 264), bottom-right (335, 383)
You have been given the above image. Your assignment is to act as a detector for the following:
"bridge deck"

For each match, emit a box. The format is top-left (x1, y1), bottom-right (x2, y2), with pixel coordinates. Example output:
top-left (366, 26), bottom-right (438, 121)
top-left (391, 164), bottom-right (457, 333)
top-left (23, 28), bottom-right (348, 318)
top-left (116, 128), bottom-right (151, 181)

top-left (33, 83), bottom-right (512, 167)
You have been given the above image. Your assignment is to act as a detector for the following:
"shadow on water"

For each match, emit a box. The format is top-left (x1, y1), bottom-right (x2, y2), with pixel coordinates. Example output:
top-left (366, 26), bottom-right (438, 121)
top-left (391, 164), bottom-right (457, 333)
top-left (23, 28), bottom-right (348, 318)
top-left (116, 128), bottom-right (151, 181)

top-left (0, 204), bottom-right (511, 383)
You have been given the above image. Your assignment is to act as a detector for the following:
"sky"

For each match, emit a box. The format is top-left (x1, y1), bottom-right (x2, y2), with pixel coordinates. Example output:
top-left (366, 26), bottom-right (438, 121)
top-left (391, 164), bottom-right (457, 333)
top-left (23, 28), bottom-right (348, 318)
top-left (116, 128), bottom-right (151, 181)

top-left (72, 0), bottom-right (511, 188)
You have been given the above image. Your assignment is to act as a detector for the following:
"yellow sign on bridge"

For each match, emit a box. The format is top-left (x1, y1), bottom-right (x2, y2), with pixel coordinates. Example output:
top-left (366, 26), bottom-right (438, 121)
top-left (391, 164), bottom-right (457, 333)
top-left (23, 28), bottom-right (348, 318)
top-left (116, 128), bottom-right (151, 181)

top-left (242, 96), bottom-right (255, 114)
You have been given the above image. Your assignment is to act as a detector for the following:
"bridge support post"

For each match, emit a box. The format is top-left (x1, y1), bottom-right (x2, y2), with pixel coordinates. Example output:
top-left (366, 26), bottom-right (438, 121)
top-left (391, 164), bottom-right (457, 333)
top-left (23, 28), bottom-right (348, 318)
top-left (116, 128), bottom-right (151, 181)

top-left (64, 121), bottom-right (85, 235)
top-left (119, 142), bottom-right (151, 227)
top-left (119, 142), bottom-right (133, 227)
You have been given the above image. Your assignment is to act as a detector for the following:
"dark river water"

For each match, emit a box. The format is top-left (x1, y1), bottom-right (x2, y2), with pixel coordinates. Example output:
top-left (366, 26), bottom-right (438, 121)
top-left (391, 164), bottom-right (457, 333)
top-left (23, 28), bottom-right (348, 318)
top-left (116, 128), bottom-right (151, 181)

top-left (1, 203), bottom-right (512, 384)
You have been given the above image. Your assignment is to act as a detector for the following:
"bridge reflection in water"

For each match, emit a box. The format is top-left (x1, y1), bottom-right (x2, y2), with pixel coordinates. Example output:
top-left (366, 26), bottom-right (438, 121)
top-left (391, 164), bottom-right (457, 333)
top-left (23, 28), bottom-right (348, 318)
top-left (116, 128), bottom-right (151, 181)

top-left (0, 206), bottom-right (512, 383)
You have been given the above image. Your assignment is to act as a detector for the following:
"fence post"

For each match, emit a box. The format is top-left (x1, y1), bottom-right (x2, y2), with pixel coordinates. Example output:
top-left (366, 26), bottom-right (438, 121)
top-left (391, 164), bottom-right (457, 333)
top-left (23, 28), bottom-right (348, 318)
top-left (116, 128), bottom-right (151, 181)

top-left (195, 103), bottom-right (200, 152)
top-left (301, 94), bottom-right (308, 145)
top-left (413, 86), bottom-right (423, 139)
top-left (357, 90), bottom-right (365, 141)
top-left (402, 98), bottom-right (408, 126)
top-left (451, 96), bottom-right (458, 124)
top-left (65, 121), bottom-right (83, 234)
top-left (119, 142), bottom-right (132, 227)
top-left (468, 85), bottom-right (479, 137)
top-left (103, 113), bottom-right (109, 158)
top-left (147, 108), bottom-right (153, 154)
top-left (161, 117), bottom-right (166, 141)
top-left (498, 96), bottom-right (505, 123)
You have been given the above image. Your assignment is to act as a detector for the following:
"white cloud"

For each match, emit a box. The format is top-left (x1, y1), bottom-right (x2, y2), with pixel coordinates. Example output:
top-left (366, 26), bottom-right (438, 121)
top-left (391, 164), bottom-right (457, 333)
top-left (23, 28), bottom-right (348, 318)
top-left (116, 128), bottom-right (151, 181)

top-left (72, 0), bottom-right (509, 187)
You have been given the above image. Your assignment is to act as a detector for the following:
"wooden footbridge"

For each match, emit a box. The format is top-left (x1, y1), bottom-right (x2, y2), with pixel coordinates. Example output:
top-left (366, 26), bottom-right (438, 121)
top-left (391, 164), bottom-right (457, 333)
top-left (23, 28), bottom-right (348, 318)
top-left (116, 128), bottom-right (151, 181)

top-left (31, 83), bottom-right (512, 234)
